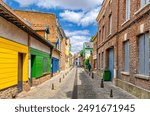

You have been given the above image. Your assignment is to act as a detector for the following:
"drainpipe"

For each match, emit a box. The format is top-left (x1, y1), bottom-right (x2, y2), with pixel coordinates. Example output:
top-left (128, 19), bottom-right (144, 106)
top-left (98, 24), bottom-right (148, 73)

top-left (116, 0), bottom-right (120, 83)
top-left (28, 34), bottom-right (32, 87)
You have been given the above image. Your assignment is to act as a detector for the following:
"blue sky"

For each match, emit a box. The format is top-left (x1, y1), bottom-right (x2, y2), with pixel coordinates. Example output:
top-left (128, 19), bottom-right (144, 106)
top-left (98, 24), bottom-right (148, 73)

top-left (3, 0), bottom-right (103, 54)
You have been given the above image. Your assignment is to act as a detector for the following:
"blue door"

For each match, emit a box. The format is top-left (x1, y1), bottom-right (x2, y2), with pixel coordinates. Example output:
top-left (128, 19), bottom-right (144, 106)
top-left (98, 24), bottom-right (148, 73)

top-left (108, 48), bottom-right (114, 81)
top-left (52, 57), bottom-right (59, 74)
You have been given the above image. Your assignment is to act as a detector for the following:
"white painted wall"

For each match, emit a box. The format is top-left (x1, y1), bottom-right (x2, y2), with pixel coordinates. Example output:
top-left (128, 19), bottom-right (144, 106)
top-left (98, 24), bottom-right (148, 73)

top-left (0, 17), bottom-right (28, 45)
top-left (30, 36), bottom-right (50, 54)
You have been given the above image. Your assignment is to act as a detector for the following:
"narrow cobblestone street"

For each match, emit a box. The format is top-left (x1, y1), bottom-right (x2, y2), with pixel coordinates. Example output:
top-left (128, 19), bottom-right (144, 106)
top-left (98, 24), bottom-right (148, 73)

top-left (17, 67), bottom-right (75, 99)
top-left (17, 67), bottom-right (136, 99)
top-left (77, 68), bottom-right (136, 99)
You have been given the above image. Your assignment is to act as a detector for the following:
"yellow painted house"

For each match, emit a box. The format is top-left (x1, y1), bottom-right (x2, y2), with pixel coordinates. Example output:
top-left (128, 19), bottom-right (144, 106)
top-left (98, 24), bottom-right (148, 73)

top-left (0, 1), bottom-right (53, 98)
top-left (0, 37), bottom-right (28, 91)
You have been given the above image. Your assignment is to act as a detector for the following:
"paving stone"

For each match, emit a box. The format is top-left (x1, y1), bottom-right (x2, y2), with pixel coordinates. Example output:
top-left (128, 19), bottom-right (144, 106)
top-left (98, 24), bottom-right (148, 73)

top-left (16, 67), bottom-right (136, 99)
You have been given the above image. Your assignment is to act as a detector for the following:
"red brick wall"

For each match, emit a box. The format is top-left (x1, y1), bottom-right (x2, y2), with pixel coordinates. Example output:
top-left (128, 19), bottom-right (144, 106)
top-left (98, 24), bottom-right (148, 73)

top-left (61, 38), bottom-right (66, 70)
top-left (118, 0), bottom-right (150, 90)
top-left (97, 0), bottom-right (119, 75)
top-left (97, 0), bottom-right (150, 91)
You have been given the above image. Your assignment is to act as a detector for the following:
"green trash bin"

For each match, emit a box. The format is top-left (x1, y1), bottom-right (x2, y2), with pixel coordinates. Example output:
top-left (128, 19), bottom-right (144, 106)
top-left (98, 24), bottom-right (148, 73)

top-left (103, 69), bottom-right (111, 81)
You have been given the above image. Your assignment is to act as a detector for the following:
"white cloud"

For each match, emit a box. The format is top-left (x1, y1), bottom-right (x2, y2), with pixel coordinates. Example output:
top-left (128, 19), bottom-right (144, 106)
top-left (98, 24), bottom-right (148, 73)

top-left (60, 7), bottom-right (100, 27)
top-left (13, 0), bottom-right (37, 7)
top-left (60, 10), bottom-right (83, 24)
top-left (13, 0), bottom-right (103, 10)
top-left (65, 30), bottom-right (91, 54)
top-left (65, 30), bottom-right (90, 37)
top-left (80, 8), bottom-right (100, 26)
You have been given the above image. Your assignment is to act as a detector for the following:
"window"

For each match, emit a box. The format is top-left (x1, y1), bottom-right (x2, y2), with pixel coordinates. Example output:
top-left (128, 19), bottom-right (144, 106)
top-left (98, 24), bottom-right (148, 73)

top-left (109, 14), bottom-right (112, 34)
top-left (99, 30), bottom-right (101, 44)
top-left (124, 41), bottom-right (130, 72)
top-left (102, 25), bottom-right (105, 41)
top-left (56, 38), bottom-right (61, 50)
top-left (125, 0), bottom-right (130, 20)
top-left (101, 52), bottom-right (104, 68)
top-left (139, 33), bottom-right (149, 76)
top-left (43, 57), bottom-right (47, 73)
top-left (140, 0), bottom-right (150, 7)
top-left (99, 53), bottom-right (101, 69)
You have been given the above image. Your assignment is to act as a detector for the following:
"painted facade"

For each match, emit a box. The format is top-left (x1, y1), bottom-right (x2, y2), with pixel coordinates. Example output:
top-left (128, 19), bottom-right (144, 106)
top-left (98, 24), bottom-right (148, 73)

top-left (30, 48), bottom-right (51, 78)
top-left (83, 42), bottom-right (93, 59)
top-left (0, 1), bottom-right (53, 98)
top-left (65, 37), bottom-right (71, 69)
top-left (15, 10), bottom-right (66, 75)
top-left (0, 37), bottom-right (28, 91)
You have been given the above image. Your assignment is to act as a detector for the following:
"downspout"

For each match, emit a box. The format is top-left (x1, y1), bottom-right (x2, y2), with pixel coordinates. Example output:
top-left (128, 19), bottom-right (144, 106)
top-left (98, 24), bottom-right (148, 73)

top-left (28, 34), bottom-right (32, 86)
top-left (116, 0), bottom-right (120, 83)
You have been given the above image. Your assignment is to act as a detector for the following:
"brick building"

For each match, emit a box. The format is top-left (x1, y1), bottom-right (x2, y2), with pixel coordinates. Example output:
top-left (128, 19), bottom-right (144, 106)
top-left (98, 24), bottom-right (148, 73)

top-left (91, 33), bottom-right (98, 70)
top-left (96, 0), bottom-right (150, 98)
top-left (15, 10), bottom-right (67, 75)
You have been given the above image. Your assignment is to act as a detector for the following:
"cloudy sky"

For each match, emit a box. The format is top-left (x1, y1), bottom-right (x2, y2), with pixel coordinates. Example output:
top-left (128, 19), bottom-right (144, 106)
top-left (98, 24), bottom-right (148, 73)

top-left (3, 0), bottom-right (103, 54)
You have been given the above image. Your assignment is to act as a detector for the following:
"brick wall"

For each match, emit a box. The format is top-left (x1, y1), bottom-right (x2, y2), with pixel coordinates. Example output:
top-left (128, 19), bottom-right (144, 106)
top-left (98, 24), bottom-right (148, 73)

top-left (96, 0), bottom-right (150, 97)
top-left (32, 74), bottom-right (51, 86)
top-left (0, 81), bottom-right (30, 99)
top-left (118, 0), bottom-right (150, 90)
top-left (61, 38), bottom-right (66, 70)
top-left (97, 0), bottom-right (119, 78)
top-left (15, 10), bottom-right (57, 43)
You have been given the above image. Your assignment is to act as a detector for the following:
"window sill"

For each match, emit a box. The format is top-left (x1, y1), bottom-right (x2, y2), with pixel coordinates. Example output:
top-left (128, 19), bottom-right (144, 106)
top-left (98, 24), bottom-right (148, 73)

top-left (121, 71), bottom-right (130, 76)
top-left (134, 74), bottom-right (150, 81)
top-left (121, 19), bottom-right (130, 27)
top-left (134, 3), bottom-right (150, 15)
top-left (107, 33), bottom-right (112, 38)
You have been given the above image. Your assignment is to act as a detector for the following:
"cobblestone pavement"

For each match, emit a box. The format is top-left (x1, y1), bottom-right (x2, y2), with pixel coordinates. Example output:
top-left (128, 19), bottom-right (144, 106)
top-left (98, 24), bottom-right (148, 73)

top-left (16, 67), bottom-right (75, 99)
top-left (17, 67), bottom-right (136, 99)
top-left (77, 68), bottom-right (136, 99)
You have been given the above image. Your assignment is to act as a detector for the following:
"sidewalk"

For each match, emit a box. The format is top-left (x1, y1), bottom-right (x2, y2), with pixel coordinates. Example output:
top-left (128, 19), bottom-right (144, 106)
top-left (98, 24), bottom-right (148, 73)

top-left (77, 68), bottom-right (136, 99)
top-left (16, 67), bottom-right (75, 99)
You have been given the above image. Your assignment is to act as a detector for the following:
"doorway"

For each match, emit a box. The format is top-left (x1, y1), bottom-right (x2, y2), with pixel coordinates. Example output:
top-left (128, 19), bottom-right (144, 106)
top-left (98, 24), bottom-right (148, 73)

top-left (108, 48), bottom-right (114, 81)
top-left (31, 55), bottom-right (36, 79)
top-left (18, 53), bottom-right (23, 93)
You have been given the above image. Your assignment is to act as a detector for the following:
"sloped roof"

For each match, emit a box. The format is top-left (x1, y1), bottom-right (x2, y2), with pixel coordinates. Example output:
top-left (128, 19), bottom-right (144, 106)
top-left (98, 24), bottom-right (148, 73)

top-left (0, 0), bottom-right (54, 48)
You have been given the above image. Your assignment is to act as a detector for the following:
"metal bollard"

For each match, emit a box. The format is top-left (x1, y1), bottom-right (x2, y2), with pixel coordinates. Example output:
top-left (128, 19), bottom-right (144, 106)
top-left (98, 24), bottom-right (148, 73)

top-left (100, 79), bottom-right (104, 88)
top-left (92, 72), bottom-right (94, 79)
top-left (110, 89), bottom-right (113, 98)
top-left (12, 94), bottom-right (16, 99)
top-left (59, 78), bottom-right (61, 83)
top-left (52, 83), bottom-right (54, 90)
